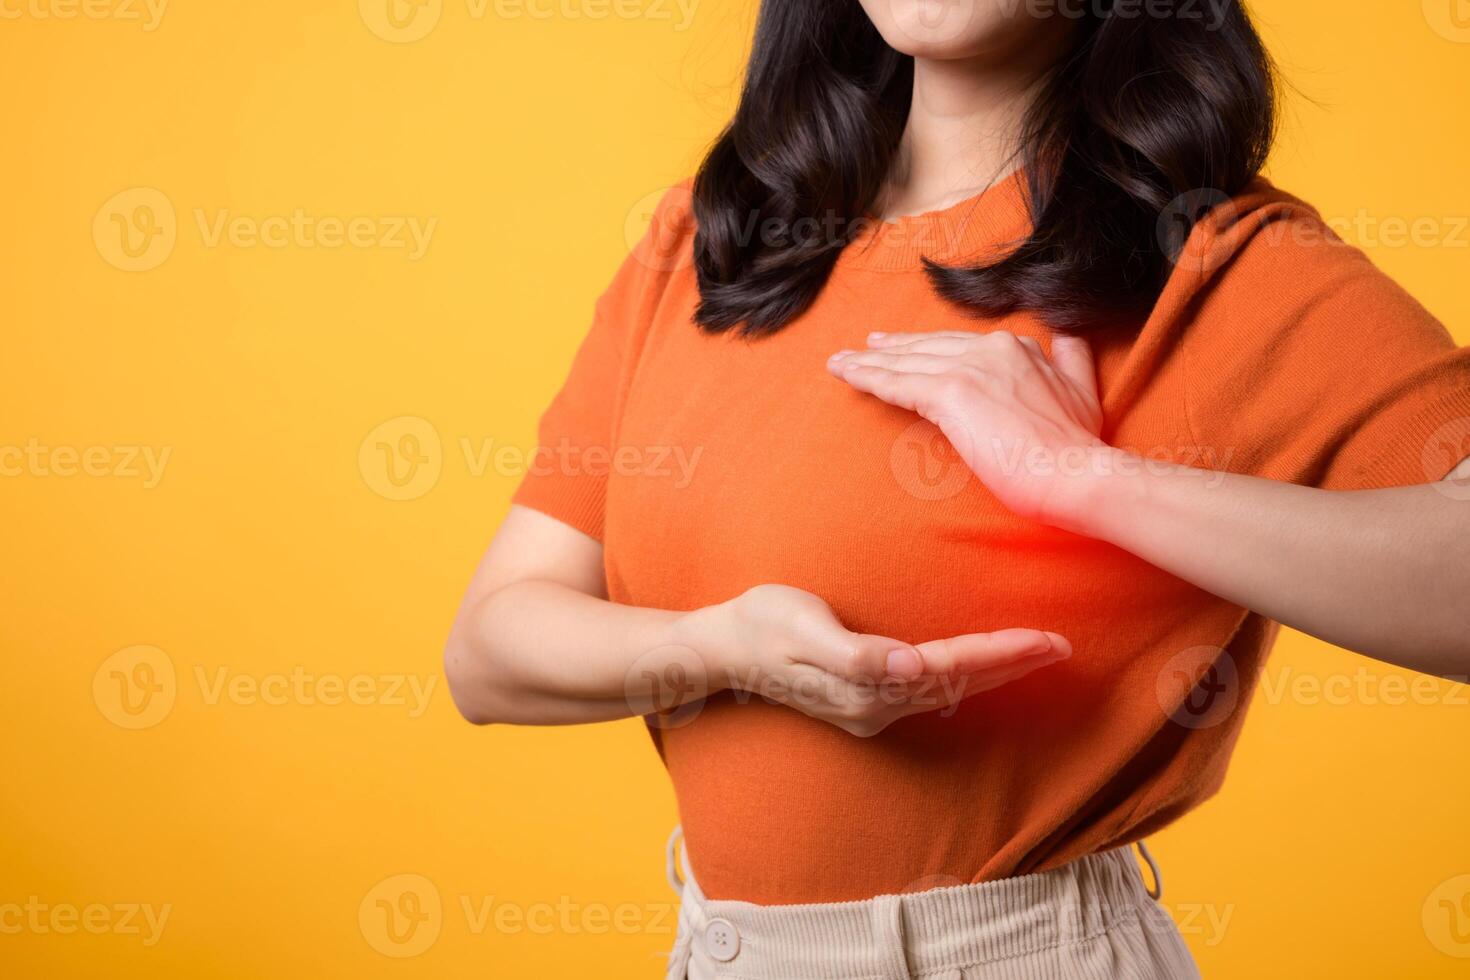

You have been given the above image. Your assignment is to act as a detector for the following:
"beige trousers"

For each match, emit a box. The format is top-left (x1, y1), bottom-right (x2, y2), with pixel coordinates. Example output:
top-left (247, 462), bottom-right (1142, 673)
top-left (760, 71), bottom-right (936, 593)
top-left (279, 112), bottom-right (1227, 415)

top-left (663, 829), bottom-right (1199, 980)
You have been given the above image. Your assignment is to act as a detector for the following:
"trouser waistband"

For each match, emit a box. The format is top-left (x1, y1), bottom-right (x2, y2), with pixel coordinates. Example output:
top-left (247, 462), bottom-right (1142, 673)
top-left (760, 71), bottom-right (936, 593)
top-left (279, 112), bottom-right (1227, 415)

top-left (664, 828), bottom-right (1182, 980)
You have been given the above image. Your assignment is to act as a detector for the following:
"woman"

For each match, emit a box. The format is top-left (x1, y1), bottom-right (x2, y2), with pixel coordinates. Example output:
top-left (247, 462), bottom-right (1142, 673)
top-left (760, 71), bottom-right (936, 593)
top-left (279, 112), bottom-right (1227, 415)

top-left (445, 1), bottom-right (1470, 976)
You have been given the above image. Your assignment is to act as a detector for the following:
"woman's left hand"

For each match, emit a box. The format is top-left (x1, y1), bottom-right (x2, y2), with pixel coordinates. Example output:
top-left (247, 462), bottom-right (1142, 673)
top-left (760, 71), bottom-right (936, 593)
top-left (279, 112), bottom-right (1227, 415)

top-left (828, 330), bottom-right (1106, 526)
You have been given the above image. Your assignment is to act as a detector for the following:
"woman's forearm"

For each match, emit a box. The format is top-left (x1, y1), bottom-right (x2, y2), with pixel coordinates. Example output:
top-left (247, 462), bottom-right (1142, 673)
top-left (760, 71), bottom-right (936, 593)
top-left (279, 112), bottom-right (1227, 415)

top-left (445, 579), bottom-right (703, 726)
top-left (1066, 448), bottom-right (1470, 677)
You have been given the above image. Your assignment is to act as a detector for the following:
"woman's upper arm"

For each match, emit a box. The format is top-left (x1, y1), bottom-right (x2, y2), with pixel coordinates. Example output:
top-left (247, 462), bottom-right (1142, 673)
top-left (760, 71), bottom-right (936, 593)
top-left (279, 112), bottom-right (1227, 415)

top-left (462, 505), bottom-right (607, 608)
top-left (1446, 454), bottom-right (1470, 489)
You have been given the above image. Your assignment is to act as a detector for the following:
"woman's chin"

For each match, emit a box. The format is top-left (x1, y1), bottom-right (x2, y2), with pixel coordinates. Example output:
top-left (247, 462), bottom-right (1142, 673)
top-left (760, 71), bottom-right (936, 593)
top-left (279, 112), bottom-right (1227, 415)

top-left (868, 0), bottom-right (1059, 63)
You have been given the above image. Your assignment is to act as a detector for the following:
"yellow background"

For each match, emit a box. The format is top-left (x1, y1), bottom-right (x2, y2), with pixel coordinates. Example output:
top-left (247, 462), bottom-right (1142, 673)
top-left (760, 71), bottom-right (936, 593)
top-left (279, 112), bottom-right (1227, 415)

top-left (2, 1), bottom-right (1468, 976)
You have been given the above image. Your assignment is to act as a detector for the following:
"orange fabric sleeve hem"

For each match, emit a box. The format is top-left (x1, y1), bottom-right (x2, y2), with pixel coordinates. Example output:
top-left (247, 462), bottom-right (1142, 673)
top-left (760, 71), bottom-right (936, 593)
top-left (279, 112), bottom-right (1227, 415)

top-left (511, 465), bottom-right (607, 542)
top-left (1333, 386), bottom-right (1470, 490)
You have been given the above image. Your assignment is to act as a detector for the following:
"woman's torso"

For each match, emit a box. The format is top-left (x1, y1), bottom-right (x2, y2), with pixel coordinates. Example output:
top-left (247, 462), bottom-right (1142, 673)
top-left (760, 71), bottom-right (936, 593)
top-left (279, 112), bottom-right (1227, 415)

top-left (600, 179), bottom-right (1264, 903)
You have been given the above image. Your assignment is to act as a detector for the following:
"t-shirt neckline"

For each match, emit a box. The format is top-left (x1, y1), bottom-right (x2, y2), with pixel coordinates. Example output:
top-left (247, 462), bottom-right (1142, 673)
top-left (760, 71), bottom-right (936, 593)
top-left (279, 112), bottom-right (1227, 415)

top-left (838, 168), bottom-right (1033, 273)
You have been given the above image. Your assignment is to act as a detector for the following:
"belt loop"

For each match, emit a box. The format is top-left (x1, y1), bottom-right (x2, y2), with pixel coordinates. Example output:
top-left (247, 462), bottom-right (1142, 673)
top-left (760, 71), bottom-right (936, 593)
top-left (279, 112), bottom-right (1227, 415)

top-left (1135, 840), bottom-right (1163, 901)
top-left (666, 826), bottom-right (685, 896)
top-left (870, 893), bottom-right (913, 980)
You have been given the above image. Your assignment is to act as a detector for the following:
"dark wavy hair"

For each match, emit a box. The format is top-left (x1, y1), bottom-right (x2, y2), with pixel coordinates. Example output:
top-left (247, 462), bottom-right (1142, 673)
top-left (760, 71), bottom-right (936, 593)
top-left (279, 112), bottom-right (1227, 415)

top-left (690, 0), bottom-right (1276, 336)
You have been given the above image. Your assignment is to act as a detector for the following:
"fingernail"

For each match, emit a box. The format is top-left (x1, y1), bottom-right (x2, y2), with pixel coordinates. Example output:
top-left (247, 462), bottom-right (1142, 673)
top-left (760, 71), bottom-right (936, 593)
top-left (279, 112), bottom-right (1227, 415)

top-left (885, 649), bottom-right (922, 679)
top-left (869, 331), bottom-right (886, 339)
top-left (1042, 632), bottom-right (1072, 658)
top-left (1022, 635), bottom-right (1053, 657)
top-left (829, 349), bottom-right (853, 360)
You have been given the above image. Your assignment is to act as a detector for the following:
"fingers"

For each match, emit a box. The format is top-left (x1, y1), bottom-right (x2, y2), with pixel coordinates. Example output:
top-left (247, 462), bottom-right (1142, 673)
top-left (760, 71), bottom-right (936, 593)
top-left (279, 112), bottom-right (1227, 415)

top-left (860, 335), bottom-right (977, 356)
top-left (866, 333), bottom-right (1043, 358)
top-left (828, 363), bottom-right (929, 412)
top-left (867, 330), bottom-right (983, 348)
top-left (888, 654), bottom-right (1061, 726)
top-left (1049, 334), bottom-right (1097, 399)
top-left (915, 629), bottom-right (1069, 676)
top-left (790, 628), bottom-right (1072, 738)
top-left (827, 350), bottom-right (954, 375)
top-left (951, 642), bottom-right (1069, 693)
top-left (790, 612), bottom-right (925, 682)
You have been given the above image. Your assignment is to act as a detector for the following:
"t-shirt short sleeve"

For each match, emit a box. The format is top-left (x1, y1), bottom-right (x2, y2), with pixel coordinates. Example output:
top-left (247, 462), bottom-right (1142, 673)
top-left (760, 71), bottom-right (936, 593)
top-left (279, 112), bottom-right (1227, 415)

top-left (511, 183), bottom-right (695, 539)
top-left (1177, 200), bottom-right (1470, 491)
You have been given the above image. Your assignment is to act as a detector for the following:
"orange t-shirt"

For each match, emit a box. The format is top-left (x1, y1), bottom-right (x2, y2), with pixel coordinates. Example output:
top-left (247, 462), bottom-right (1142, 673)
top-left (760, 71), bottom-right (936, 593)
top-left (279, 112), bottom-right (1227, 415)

top-left (513, 172), bottom-right (1470, 904)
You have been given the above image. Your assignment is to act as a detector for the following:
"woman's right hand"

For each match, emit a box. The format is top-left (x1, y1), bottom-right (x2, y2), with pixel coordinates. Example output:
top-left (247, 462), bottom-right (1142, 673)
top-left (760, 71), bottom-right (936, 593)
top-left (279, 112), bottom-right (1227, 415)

top-left (672, 584), bottom-right (1070, 737)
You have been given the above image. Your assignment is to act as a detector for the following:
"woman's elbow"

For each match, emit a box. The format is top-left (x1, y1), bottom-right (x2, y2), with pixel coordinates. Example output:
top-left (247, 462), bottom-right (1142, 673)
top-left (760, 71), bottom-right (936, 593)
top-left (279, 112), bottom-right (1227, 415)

top-left (443, 617), bottom-right (513, 725)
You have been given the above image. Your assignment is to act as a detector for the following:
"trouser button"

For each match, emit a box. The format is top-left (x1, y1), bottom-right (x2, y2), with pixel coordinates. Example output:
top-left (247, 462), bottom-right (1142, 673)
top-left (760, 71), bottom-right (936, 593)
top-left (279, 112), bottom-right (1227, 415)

top-left (702, 917), bottom-right (739, 962)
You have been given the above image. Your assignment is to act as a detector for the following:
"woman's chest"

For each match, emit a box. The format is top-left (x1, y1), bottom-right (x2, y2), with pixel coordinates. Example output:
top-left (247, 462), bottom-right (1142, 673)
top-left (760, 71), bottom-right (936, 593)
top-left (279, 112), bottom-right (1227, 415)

top-left (601, 278), bottom-right (1201, 653)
